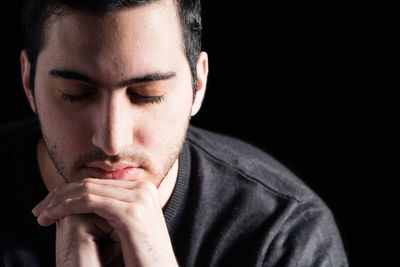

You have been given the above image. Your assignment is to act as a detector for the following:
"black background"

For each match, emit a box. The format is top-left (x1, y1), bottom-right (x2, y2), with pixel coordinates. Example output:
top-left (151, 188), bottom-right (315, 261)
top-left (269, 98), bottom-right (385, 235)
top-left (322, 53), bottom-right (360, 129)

top-left (2, 1), bottom-right (392, 266)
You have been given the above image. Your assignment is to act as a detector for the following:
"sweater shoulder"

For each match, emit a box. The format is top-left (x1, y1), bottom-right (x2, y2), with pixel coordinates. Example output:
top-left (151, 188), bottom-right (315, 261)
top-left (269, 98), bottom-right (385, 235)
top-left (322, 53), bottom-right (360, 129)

top-left (187, 125), bottom-right (316, 202)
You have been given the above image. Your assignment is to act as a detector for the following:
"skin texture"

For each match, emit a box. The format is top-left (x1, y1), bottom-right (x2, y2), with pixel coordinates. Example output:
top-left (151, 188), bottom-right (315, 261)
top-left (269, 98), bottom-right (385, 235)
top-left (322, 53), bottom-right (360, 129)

top-left (21, 0), bottom-right (208, 266)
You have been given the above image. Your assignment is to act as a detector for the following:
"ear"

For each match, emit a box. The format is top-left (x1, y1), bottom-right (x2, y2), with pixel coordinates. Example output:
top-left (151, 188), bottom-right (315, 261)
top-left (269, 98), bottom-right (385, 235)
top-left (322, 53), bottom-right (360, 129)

top-left (20, 50), bottom-right (37, 113)
top-left (191, 51), bottom-right (209, 117)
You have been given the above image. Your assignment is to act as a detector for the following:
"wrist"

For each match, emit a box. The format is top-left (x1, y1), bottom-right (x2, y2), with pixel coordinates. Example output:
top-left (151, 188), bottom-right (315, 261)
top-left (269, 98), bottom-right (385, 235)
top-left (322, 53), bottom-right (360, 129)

top-left (56, 216), bottom-right (103, 267)
top-left (119, 237), bottom-right (178, 267)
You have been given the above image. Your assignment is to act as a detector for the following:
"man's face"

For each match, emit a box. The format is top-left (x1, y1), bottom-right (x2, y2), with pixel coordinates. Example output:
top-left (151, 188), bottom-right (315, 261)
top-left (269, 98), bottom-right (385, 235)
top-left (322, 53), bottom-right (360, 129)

top-left (24, 1), bottom-right (204, 186)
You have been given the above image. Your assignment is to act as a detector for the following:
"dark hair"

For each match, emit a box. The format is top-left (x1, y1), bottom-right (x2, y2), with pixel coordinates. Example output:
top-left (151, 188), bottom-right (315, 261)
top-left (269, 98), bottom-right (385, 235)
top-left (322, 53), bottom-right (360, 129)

top-left (21, 0), bottom-right (202, 95)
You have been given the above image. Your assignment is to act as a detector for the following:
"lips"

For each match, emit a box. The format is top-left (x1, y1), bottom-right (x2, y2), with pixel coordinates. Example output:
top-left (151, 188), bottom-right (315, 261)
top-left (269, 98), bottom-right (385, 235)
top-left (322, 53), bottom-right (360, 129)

top-left (83, 162), bottom-right (143, 180)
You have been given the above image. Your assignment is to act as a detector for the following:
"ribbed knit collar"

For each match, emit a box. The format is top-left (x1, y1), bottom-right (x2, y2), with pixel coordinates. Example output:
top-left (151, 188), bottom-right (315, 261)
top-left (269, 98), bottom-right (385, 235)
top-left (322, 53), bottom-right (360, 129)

top-left (163, 137), bottom-right (191, 232)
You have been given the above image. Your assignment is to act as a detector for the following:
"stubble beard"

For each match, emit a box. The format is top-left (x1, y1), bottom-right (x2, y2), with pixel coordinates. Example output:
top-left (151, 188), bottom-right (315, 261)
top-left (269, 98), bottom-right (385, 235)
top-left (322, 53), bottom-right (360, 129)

top-left (37, 117), bottom-right (190, 187)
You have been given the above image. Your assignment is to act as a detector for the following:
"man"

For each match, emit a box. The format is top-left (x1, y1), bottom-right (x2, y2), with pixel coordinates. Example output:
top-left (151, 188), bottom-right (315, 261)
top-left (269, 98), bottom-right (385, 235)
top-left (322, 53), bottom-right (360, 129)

top-left (1, 0), bottom-right (348, 266)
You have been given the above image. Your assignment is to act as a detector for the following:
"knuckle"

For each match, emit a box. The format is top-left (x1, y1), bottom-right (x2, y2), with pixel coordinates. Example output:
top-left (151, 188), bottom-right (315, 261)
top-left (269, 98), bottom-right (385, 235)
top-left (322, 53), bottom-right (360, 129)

top-left (80, 179), bottom-right (96, 194)
top-left (52, 187), bottom-right (60, 194)
top-left (62, 198), bottom-right (73, 207)
top-left (136, 191), bottom-right (152, 204)
top-left (81, 193), bottom-right (95, 203)
top-left (81, 180), bottom-right (92, 191)
top-left (124, 204), bottom-right (143, 220)
top-left (137, 180), bottom-right (156, 193)
top-left (49, 186), bottom-right (61, 199)
top-left (49, 196), bottom-right (62, 208)
top-left (132, 181), bottom-right (158, 205)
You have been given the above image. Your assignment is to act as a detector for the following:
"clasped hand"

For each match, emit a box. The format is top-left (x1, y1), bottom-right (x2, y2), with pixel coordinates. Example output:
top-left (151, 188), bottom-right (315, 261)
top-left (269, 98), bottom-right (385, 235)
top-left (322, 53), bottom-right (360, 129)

top-left (32, 178), bottom-right (178, 267)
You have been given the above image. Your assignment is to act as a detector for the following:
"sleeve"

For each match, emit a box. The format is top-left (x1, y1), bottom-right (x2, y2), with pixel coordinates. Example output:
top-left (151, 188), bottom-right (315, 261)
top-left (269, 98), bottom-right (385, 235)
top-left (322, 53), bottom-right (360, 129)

top-left (263, 198), bottom-right (349, 267)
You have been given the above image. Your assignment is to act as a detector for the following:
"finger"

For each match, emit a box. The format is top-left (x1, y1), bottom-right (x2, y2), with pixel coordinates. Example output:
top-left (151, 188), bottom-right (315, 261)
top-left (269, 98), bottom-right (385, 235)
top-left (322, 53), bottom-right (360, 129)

top-left (32, 182), bottom-right (83, 217)
top-left (37, 194), bottom-right (126, 227)
top-left (37, 182), bottom-right (161, 227)
top-left (32, 187), bottom-right (60, 216)
top-left (33, 179), bottom-right (135, 217)
top-left (35, 179), bottom-right (159, 226)
top-left (43, 178), bottom-right (158, 215)
top-left (81, 177), bottom-right (153, 190)
top-left (46, 180), bottom-right (156, 213)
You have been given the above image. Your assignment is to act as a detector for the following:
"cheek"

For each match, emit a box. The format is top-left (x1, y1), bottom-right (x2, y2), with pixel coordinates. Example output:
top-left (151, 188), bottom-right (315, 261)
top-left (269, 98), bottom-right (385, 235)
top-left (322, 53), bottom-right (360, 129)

top-left (136, 88), bottom-right (192, 150)
top-left (36, 91), bottom-right (91, 158)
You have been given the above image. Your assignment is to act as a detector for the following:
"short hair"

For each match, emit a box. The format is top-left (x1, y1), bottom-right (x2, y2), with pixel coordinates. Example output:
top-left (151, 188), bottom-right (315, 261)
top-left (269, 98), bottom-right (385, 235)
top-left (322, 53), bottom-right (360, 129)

top-left (21, 0), bottom-right (202, 96)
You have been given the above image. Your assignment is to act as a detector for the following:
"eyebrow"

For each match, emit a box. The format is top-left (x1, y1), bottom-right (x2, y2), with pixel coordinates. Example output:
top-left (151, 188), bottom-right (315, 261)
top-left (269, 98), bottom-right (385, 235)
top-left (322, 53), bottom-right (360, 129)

top-left (49, 69), bottom-right (177, 88)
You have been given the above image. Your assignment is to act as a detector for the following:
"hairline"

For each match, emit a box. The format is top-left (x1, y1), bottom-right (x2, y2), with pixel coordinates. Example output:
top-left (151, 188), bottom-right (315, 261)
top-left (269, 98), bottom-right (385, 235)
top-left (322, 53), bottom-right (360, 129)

top-left (40, 0), bottom-right (185, 57)
top-left (26, 0), bottom-right (199, 98)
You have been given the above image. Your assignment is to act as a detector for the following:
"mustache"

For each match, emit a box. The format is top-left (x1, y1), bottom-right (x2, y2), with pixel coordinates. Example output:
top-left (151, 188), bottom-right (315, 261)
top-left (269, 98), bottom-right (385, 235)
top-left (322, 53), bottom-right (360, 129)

top-left (74, 147), bottom-right (150, 168)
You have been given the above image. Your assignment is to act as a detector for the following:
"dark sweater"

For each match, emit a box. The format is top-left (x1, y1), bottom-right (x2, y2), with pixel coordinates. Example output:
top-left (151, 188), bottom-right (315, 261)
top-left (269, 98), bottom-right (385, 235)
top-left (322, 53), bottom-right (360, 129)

top-left (0, 119), bottom-right (348, 266)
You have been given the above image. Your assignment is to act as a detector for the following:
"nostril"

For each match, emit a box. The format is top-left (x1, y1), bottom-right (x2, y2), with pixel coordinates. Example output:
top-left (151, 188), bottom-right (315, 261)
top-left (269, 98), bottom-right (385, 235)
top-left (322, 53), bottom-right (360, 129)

top-left (92, 122), bottom-right (132, 157)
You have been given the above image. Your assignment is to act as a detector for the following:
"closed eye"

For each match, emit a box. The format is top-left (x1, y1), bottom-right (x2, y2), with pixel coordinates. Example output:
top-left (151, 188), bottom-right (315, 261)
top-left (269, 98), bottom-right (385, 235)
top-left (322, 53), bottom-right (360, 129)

top-left (62, 93), bottom-right (92, 104)
top-left (61, 92), bottom-right (165, 105)
top-left (128, 92), bottom-right (165, 104)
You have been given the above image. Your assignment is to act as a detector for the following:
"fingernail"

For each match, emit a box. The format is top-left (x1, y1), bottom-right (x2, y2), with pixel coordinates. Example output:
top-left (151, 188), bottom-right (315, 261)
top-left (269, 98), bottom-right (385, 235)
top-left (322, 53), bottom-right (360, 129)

top-left (32, 207), bottom-right (39, 217)
top-left (32, 203), bottom-right (42, 217)
top-left (37, 211), bottom-right (46, 225)
top-left (32, 199), bottom-right (47, 217)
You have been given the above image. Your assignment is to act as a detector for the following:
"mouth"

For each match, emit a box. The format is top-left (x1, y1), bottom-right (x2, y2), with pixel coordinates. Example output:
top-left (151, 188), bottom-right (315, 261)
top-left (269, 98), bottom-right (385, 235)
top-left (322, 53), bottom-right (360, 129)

top-left (83, 162), bottom-right (143, 180)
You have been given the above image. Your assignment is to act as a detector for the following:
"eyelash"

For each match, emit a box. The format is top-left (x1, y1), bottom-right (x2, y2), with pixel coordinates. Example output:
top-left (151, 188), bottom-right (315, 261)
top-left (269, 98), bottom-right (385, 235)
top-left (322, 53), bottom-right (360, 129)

top-left (62, 93), bottom-right (91, 104)
top-left (129, 92), bottom-right (165, 104)
top-left (62, 92), bottom-right (165, 105)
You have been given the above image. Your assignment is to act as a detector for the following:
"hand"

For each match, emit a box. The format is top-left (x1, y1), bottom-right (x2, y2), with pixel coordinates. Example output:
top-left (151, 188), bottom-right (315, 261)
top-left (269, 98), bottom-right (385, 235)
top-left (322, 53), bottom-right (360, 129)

top-left (32, 178), bottom-right (178, 267)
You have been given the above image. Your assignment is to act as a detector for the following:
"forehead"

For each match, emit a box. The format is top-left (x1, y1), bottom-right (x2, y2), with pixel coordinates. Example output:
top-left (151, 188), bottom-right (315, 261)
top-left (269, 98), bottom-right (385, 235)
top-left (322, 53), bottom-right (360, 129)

top-left (39, 0), bottom-right (185, 85)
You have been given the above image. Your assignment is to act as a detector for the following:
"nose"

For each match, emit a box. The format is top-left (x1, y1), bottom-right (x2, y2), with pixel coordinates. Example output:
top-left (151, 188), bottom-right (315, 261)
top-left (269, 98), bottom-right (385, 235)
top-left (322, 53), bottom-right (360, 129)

top-left (92, 92), bottom-right (133, 156)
